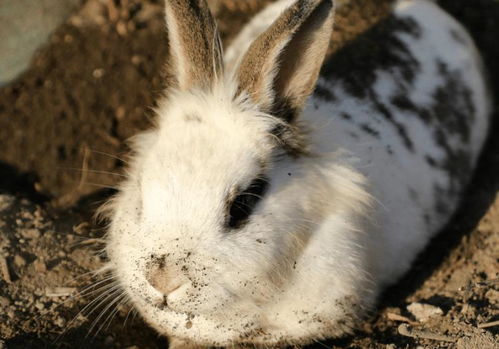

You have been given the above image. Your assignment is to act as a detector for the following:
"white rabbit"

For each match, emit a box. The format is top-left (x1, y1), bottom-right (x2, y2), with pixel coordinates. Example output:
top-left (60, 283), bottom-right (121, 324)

top-left (102, 0), bottom-right (491, 347)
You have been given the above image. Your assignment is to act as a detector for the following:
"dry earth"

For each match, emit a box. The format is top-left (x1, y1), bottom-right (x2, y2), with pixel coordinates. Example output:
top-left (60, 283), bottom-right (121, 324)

top-left (0, 0), bottom-right (497, 348)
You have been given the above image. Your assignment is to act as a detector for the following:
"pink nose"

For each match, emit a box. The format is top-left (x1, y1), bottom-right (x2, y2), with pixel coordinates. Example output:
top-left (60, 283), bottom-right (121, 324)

top-left (146, 262), bottom-right (189, 296)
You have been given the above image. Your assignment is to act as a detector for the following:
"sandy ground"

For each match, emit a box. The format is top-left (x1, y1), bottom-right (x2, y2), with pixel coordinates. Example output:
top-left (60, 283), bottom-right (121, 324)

top-left (0, 0), bottom-right (497, 348)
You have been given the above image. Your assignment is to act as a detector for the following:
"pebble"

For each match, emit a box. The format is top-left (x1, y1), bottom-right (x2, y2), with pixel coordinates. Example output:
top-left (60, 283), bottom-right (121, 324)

top-left (0, 339), bottom-right (7, 349)
top-left (131, 55), bottom-right (142, 66)
top-left (0, 195), bottom-right (14, 212)
top-left (116, 106), bottom-right (126, 120)
top-left (55, 317), bottom-right (66, 327)
top-left (0, 296), bottom-right (11, 307)
top-left (116, 20), bottom-right (128, 36)
top-left (92, 68), bottom-right (105, 79)
top-left (33, 259), bottom-right (47, 273)
top-left (14, 254), bottom-right (26, 267)
top-left (407, 302), bottom-right (443, 322)
top-left (35, 301), bottom-right (45, 310)
top-left (20, 228), bottom-right (41, 239)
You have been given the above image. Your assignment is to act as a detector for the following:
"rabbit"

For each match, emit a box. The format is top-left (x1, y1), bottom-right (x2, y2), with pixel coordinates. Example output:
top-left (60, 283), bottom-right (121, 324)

top-left (102, 0), bottom-right (491, 347)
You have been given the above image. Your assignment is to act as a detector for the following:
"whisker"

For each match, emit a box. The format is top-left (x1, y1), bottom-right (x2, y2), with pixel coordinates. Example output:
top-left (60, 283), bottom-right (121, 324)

top-left (90, 291), bottom-right (128, 337)
top-left (88, 149), bottom-right (129, 164)
top-left (53, 282), bottom-right (120, 343)
top-left (57, 167), bottom-right (127, 178)
top-left (78, 182), bottom-right (120, 190)
top-left (122, 303), bottom-right (134, 328)
top-left (34, 276), bottom-right (118, 323)
top-left (82, 288), bottom-right (124, 337)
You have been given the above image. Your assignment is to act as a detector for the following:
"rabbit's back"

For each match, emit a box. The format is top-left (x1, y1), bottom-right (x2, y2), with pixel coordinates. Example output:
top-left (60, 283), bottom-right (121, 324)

top-left (305, 0), bottom-right (490, 284)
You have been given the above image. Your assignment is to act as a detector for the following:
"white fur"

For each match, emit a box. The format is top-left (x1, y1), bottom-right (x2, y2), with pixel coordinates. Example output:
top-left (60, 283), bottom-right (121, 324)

top-left (105, 0), bottom-right (491, 346)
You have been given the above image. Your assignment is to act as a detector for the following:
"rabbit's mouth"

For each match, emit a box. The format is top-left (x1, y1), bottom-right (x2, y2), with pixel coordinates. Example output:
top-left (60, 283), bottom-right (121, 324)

top-left (134, 289), bottom-right (263, 346)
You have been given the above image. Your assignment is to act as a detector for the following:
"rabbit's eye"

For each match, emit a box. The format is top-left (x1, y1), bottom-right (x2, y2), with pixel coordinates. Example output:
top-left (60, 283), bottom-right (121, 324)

top-left (227, 177), bottom-right (269, 229)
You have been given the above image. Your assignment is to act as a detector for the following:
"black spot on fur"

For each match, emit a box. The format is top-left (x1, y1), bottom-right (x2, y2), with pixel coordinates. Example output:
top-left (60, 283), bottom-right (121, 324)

top-left (432, 60), bottom-right (475, 143)
top-left (340, 112), bottom-right (352, 120)
top-left (314, 84), bottom-right (336, 102)
top-left (317, 16), bottom-right (422, 151)
top-left (425, 155), bottom-right (438, 167)
top-left (449, 28), bottom-right (468, 45)
top-left (349, 132), bottom-right (360, 140)
top-left (320, 16), bottom-right (421, 99)
top-left (390, 93), bottom-right (432, 123)
top-left (360, 123), bottom-right (380, 138)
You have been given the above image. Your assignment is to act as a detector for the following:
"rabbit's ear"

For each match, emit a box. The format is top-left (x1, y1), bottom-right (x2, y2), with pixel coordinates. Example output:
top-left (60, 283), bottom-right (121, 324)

top-left (236, 0), bottom-right (334, 122)
top-left (165, 0), bottom-right (223, 90)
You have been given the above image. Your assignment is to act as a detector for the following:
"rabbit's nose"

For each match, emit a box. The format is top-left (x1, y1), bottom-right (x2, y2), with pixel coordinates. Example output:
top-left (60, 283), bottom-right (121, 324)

top-left (146, 261), bottom-right (189, 296)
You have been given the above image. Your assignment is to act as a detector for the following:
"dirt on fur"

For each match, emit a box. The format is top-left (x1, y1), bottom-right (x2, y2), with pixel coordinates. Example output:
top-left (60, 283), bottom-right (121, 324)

top-left (0, 0), bottom-right (497, 348)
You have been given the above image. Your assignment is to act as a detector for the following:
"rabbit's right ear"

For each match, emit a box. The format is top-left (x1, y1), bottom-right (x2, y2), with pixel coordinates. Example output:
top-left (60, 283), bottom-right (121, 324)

top-left (236, 0), bottom-right (334, 122)
top-left (164, 0), bottom-right (223, 91)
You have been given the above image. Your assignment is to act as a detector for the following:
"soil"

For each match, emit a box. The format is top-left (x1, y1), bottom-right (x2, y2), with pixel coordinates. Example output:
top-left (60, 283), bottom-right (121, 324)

top-left (0, 0), bottom-right (497, 348)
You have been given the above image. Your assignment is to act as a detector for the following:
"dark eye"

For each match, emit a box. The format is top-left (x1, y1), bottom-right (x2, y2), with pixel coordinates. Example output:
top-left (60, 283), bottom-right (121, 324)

top-left (227, 177), bottom-right (269, 229)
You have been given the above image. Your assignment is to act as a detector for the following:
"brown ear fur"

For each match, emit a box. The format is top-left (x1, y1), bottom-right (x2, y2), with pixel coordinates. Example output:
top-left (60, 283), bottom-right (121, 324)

top-left (165, 0), bottom-right (223, 90)
top-left (236, 0), bottom-right (335, 121)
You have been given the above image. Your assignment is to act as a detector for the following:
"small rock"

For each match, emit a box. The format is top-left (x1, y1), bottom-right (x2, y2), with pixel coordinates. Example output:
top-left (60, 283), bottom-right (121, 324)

top-left (0, 255), bottom-right (12, 283)
top-left (485, 289), bottom-right (498, 304)
top-left (55, 317), bottom-right (66, 327)
top-left (20, 228), bottom-right (41, 239)
top-left (131, 55), bottom-right (142, 66)
top-left (116, 106), bottom-right (127, 120)
top-left (0, 339), bottom-right (7, 349)
top-left (0, 195), bottom-right (14, 212)
top-left (35, 301), bottom-right (45, 310)
top-left (14, 254), bottom-right (26, 267)
top-left (33, 259), bottom-right (47, 273)
top-left (0, 296), bottom-right (11, 307)
top-left (92, 68), bottom-right (105, 79)
top-left (116, 20), bottom-right (128, 36)
top-left (385, 344), bottom-right (396, 349)
top-left (45, 287), bottom-right (77, 297)
top-left (407, 302), bottom-right (443, 322)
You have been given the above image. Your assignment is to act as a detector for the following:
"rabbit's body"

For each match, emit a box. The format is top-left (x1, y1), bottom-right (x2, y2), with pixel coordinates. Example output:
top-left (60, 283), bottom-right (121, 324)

top-left (104, 0), bottom-right (490, 347)
top-left (226, 0), bottom-right (491, 288)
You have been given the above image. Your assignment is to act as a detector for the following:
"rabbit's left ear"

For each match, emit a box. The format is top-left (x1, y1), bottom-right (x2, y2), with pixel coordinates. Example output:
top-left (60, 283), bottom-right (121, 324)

top-left (164, 0), bottom-right (223, 90)
top-left (236, 0), bottom-right (335, 122)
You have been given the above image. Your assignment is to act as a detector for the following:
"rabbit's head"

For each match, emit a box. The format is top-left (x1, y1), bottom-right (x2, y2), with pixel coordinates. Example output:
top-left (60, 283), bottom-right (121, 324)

top-left (105, 0), bottom-right (348, 345)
